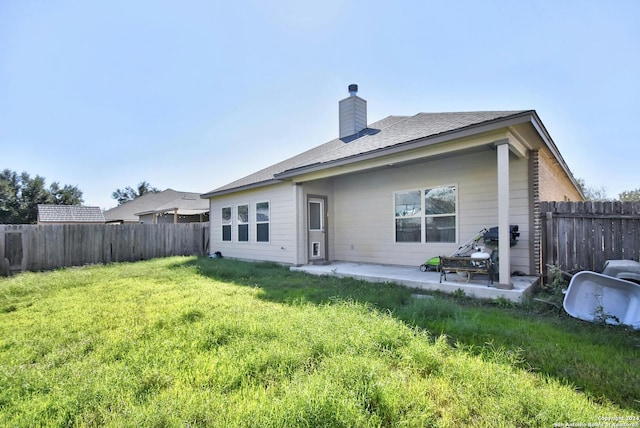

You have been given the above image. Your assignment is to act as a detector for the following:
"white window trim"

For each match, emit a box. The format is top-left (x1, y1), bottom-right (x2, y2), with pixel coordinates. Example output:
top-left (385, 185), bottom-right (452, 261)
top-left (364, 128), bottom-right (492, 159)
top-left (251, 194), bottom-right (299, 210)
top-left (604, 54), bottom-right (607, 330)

top-left (393, 184), bottom-right (459, 244)
top-left (256, 201), bottom-right (270, 243)
top-left (393, 189), bottom-right (422, 243)
top-left (424, 183), bottom-right (458, 244)
top-left (237, 204), bottom-right (249, 243)
top-left (222, 206), bottom-right (232, 242)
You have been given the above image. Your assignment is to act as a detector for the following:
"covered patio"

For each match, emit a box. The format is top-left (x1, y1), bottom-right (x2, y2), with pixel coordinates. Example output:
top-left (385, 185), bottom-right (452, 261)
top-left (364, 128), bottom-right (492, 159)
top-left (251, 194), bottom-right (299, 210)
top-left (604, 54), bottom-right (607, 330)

top-left (291, 262), bottom-right (539, 303)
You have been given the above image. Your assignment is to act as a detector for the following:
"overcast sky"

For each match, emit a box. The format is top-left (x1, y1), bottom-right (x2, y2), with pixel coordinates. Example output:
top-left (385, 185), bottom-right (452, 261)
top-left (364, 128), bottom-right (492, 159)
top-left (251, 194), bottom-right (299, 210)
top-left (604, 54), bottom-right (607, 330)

top-left (2, 0), bottom-right (639, 209)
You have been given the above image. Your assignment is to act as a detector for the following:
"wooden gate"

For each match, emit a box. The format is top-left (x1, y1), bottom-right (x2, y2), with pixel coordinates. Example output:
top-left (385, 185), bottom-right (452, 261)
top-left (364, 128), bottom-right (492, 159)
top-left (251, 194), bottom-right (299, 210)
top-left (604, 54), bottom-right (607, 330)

top-left (0, 227), bottom-right (23, 276)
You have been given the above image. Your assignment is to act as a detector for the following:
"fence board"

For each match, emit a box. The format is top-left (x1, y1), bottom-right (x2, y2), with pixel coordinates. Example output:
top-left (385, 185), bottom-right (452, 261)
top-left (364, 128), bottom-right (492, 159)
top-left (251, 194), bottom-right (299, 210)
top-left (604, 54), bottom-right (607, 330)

top-left (0, 223), bottom-right (209, 275)
top-left (541, 201), bottom-right (640, 276)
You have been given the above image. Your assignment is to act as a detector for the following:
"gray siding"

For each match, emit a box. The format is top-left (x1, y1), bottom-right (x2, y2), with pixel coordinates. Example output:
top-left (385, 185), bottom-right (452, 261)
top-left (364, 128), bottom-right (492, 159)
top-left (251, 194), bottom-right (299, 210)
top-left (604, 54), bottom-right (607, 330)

top-left (330, 150), bottom-right (531, 273)
top-left (208, 182), bottom-right (297, 264)
top-left (206, 150), bottom-right (532, 273)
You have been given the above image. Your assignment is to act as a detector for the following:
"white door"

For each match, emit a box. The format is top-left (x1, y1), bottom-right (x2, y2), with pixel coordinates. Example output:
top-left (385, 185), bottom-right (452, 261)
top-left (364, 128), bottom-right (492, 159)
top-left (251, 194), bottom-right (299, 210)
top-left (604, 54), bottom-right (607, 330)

top-left (308, 197), bottom-right (326, 261)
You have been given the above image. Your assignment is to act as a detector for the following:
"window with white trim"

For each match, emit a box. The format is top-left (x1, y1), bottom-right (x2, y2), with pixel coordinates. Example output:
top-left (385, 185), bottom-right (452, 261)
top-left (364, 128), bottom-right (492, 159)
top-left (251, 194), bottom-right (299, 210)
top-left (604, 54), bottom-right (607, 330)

top-left (256, 202), bottom-right (270, 242)
top-left (425, 185), bottom-right (456, 243)
top-left (393, 185), bottom-right (457, 243)
top-left (237, 204), bottom-right (249, 242)
top-left (222, 207), bottom-right (231, 241)
top-left (394, 190), bottom-right (421, 242)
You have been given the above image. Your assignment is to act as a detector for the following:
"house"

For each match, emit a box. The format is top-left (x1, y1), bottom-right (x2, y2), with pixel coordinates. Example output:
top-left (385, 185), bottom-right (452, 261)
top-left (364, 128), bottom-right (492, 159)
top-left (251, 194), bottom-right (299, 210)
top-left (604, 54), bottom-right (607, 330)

top-left (104, 189), bottom-right (209, 224)
top-left (201, 85), bottom-right (583, 288)
top-left (37, 204), bottom-right (105, 224)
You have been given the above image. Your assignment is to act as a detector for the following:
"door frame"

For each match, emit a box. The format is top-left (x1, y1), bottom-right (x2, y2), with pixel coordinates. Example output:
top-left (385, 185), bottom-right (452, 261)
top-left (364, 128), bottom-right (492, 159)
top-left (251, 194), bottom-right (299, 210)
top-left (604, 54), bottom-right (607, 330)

top-left (307, 195), bottom-right (328, 263)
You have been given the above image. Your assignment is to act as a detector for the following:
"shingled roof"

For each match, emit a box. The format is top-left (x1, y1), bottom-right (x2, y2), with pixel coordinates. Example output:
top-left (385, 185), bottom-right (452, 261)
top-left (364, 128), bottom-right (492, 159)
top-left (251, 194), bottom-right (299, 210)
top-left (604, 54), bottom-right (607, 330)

top-left (104, 189), bottom-right (208, 223)
top-left (202, 110), bottom-right (529, 197)
top-left (37, 205), bottom-right (105, 224)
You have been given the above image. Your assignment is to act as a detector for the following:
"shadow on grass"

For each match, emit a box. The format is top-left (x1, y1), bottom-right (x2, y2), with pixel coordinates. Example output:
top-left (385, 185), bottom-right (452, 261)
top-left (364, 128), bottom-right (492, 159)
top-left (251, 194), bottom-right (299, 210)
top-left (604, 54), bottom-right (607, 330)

top-left (175, 256), bottom-right (640, 412)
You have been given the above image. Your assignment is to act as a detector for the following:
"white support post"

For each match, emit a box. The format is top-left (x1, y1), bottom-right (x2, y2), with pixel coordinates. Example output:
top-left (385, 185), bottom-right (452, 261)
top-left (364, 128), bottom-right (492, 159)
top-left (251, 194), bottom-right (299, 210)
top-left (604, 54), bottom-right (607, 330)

top-left (496, 140), bottom-right (513, 289)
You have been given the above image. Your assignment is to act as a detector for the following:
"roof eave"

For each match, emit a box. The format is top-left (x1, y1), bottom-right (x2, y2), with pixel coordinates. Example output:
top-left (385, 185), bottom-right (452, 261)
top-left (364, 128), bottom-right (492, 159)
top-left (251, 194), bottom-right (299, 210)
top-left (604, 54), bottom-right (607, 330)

top-left (201, 179), bottom-right (284, 199)
top-left (275, 111), bottom-right (536, 180)
top-left (134, 209), bottom-right (175, 216)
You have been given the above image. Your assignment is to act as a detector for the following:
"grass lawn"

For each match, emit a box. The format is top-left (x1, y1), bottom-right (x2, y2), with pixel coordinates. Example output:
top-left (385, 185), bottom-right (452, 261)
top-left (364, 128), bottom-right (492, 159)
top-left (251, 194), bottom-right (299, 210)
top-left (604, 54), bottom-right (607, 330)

top-left (1, 256), bottom-right (638, 427)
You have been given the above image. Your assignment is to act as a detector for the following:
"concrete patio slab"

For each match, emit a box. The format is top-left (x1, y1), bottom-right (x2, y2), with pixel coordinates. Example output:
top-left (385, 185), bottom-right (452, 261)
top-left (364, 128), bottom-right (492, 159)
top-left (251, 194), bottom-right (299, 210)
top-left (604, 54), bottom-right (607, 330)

top-left (291, 262), bottom-right (539, 303)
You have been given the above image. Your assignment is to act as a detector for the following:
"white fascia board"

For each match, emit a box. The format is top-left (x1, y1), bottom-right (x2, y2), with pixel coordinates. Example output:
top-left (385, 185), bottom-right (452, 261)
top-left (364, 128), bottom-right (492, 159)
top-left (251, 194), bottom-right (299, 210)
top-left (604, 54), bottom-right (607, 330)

top-left (200, 179), bottom-right (284, 199)
top-left (505, 130), bottom-right (530, 158)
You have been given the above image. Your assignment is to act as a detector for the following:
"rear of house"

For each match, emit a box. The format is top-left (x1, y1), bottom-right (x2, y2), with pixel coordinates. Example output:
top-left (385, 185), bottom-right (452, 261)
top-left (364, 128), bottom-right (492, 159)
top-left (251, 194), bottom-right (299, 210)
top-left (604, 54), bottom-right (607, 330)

top-left (202, 86), bottom-right (582, 281)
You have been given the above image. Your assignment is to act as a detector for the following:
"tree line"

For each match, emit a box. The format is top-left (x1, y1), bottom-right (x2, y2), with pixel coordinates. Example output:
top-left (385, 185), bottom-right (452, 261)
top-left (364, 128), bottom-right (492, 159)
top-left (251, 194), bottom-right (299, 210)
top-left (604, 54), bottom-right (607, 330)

top-left (576, 178), bottom-right (640, 202)
top-left (0, 169), bottom-right (83, 224)
top-left (1, 168), bottom-right (160, 224)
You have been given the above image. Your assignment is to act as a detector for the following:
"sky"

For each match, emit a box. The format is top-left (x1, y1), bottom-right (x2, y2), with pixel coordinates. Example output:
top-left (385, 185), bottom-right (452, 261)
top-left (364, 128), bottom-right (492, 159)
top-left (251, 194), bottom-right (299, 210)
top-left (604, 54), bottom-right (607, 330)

top-left (1, 0), bottom-right (639, 210)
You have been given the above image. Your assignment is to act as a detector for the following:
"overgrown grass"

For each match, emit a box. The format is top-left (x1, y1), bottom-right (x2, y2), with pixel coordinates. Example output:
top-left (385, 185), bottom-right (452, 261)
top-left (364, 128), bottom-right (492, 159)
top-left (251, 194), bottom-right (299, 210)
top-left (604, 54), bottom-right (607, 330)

top-left (0, 257), bottom-right (638, 426)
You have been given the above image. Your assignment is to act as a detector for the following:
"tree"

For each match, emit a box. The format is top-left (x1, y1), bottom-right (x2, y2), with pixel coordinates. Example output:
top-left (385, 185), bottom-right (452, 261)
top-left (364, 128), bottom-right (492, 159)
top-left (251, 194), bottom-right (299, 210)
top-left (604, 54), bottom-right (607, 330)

top-left (619, 188), bottom-right (640, 202)
top-left (576, 178), bottom-right (610, 201)
top-left (0, 169), bottom-right (84, 224)
top-left (111, 181), bottom-right (160, 205)
top-left (50, 182), bottom-right (85, 205)
top-left (0, 170), bottom-right (20, 223)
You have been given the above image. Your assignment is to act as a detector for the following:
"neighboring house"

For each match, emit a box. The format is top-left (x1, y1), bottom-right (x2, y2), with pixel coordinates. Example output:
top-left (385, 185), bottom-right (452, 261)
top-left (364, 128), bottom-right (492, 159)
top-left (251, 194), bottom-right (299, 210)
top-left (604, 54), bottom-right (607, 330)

top-left (201, 85), bottom-right (583, 287)
top-left (37, 204), bottom-right (105, 225)
top-left (104, 189), bottom-right (209, 224)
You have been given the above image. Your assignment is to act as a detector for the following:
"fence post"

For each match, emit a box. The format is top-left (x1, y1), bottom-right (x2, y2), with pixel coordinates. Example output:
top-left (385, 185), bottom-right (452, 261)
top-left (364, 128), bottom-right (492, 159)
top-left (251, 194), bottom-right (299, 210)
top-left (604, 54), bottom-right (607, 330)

top-left (545, 211), bottom-right (554, 283)
top-left (0, 225), bottom-right (8, 276)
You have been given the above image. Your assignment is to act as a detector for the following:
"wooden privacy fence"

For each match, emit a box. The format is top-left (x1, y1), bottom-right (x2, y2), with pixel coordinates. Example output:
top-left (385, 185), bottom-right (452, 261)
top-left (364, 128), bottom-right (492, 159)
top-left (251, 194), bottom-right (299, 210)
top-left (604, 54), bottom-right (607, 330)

top-left (0, 223), bottom-right (210, 276)
top-left (541, 201), bottom-right (640, 276)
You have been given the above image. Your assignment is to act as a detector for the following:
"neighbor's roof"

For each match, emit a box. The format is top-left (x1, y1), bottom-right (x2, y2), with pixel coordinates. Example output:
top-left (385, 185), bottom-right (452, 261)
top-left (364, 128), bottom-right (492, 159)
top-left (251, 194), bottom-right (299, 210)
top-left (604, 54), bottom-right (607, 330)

top-left (37, 204), bottom-right (105, 223)
top-left (104, 189), bottom-right (208, 222)
top-left (202, 110), bottom-right (530, 197)
top-left (135, 194), bottom-right (209, 216)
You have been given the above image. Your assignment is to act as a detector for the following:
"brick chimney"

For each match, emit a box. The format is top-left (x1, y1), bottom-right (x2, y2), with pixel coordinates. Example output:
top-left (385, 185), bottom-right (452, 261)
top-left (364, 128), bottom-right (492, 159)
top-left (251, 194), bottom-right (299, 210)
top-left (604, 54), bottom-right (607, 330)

top-left (339, 84), bottom-right (367, 139)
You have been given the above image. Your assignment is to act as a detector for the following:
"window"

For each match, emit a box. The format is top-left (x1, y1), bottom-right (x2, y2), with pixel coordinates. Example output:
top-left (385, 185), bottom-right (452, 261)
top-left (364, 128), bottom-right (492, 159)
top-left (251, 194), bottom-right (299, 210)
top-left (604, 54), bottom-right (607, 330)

top-left (309, 201), bottom-right (322, 231)
top-left (237, 204), bottom-right (249, 242)
top-left (394, 190), bottom-right (421, 242)
top-left (425, 185), bottom-right (456, 243)
top-left (393, 186), bottom-right (457, 243)
top-left (256, 202), bottom-right (270, 242)
top-left (221, 207), bottom-right (231, 241)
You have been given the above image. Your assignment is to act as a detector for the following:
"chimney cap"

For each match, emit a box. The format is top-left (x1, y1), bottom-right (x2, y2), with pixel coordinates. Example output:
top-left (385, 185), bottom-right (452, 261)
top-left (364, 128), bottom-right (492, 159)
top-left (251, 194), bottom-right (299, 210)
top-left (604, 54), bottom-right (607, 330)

top-left (348, 84), bottom-right (358, 96)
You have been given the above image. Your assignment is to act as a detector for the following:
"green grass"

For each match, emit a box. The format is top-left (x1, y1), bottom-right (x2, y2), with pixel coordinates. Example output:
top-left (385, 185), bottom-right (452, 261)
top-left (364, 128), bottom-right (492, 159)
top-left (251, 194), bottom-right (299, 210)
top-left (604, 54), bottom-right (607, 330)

top-left (1, 257), bottom-right (638, 426)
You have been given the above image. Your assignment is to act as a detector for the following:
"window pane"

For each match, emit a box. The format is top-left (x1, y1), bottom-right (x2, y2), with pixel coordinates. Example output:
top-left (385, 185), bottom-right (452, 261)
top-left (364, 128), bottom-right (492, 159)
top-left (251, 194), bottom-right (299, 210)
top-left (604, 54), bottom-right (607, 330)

top-left (425, 186), bottom-right (455, 215)
top-left (396, 218), bottom-right (421, 242)
top-left (426, 216), bottom-right (455, 242)
top-left (309, 202), bottom-right (321, 230)
top-left (256, 202), bottom-right (269, 222)
top-left (222, 225), bottom-right (231, 241)
top-left (238, 224), bottom-right (249, 242)
top-left (222, 207), bottom-right (231, 223)
top-left (257, 223), bottom-right (269, 242)
top-left (395, 191), bottom-right (421, 217)
top-left (238, 205), bottom-right (248, 223)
